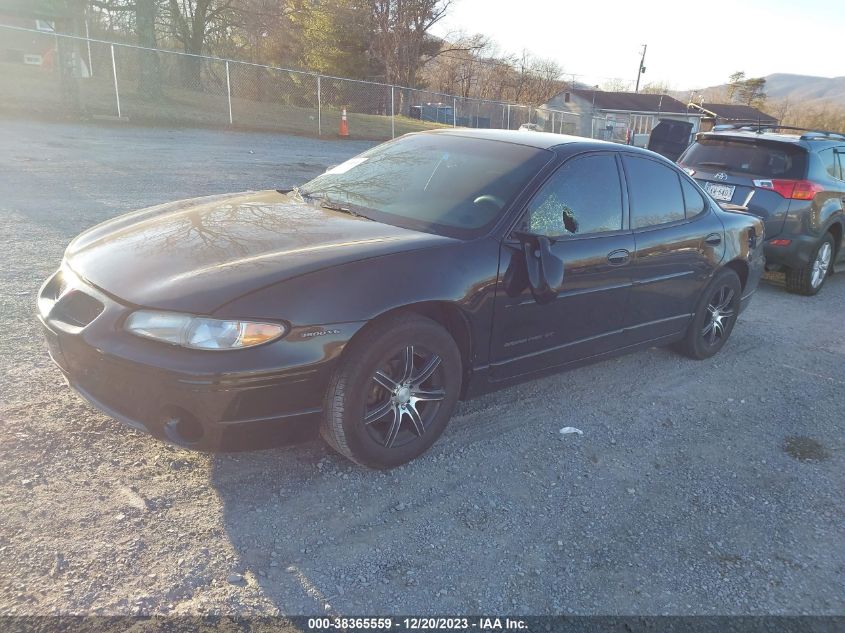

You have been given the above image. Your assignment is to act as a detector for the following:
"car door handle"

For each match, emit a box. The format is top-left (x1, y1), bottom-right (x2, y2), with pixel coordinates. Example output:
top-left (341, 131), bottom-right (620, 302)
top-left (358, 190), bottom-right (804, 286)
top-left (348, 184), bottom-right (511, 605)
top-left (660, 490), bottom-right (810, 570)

top-left (607, 249), bottom-right (630, 266)
top-left (704, 233), bottom-right (722, 246)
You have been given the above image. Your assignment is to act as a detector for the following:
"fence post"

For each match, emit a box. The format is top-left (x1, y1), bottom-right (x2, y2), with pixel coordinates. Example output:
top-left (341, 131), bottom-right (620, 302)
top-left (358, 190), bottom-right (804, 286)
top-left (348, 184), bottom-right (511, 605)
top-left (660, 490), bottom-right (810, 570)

top-left (110, 44), bottom-right (121, 118)
top-left (84, 17), bottom-right (93, 77)
top-left (452, 97), bottom-right (457, 127)
top-left (502, 104), bottom-right (505, 129)
top-left (390, 85), bottom-right (395, 139)
top-left (551, 111), bottom-right (555, 134)
top-left (317, 75), bottom-right (322, 136)
top-left (225, 60), bottom-right (233, 125)
top-left (506, 104), bottom-right (511, 130)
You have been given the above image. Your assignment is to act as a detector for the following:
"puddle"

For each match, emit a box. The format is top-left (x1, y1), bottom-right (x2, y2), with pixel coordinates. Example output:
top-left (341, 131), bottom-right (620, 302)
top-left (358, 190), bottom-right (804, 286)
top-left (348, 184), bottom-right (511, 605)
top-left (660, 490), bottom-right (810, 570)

top-left (782, 436), bottom-right (831, 462)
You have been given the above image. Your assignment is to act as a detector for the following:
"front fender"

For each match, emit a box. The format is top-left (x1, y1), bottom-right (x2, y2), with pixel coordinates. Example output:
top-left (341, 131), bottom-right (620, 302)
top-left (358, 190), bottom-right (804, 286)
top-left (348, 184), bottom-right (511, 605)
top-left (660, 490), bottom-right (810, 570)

top-left (212, 237), bottom-right (502, 367)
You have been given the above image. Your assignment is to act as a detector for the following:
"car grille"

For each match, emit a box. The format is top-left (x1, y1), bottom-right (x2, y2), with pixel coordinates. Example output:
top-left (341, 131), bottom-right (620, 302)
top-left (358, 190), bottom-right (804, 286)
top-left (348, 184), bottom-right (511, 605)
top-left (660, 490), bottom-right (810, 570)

top-left (51, 290), bottom-right (104, 328)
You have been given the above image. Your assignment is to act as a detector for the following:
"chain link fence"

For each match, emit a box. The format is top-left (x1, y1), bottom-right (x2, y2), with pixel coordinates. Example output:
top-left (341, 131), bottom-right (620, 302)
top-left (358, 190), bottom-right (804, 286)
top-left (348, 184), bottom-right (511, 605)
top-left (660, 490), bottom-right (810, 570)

top-left (0, 24), bottom-right (588, 141)
top-left (590, 114), bottom-right (631, 143)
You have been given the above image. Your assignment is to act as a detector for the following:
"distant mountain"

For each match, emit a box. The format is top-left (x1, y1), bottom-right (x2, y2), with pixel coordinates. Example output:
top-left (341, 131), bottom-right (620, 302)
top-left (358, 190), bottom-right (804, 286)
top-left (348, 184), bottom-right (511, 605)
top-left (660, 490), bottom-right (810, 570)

top-left (672, 74), bottom-right (845, 111)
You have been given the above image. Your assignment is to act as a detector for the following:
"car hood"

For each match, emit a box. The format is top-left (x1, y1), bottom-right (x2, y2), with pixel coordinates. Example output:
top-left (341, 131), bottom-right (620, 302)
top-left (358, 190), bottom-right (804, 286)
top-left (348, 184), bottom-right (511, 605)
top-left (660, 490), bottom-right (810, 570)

top-left (65, 190), bottom-right (455, 314)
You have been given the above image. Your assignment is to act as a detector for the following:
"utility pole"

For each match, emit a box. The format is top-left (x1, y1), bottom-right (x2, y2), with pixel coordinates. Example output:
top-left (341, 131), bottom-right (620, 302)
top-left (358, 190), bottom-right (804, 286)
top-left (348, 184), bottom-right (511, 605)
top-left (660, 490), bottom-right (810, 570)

top-left (634, 44), bottom-right (647, 93)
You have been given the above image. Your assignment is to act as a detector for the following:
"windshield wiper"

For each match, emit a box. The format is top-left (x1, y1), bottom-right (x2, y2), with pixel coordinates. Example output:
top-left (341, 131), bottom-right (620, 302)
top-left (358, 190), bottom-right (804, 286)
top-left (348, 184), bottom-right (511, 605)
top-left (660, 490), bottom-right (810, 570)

top-left (319, 200), bottom-right (373, 221)
top-left (294, 187), bottom-right (374, 220)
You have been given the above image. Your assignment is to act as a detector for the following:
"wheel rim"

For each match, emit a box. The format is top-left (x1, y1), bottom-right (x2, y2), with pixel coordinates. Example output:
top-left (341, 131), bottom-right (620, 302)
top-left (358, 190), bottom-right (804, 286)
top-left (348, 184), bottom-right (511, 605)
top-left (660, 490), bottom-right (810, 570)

top-left (701, 285), bottom-right (735, 346)
top-left (810, 242), bottom-right (832, 289)
top-left (363, 345), bottom-right (446, 449)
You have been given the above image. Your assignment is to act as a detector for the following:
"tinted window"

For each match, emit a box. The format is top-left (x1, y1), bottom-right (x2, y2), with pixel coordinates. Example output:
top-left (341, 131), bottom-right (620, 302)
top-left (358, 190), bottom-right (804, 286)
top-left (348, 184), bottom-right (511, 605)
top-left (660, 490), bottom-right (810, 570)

top-left (820, 149), bottom-right (837, 178)
top-left (624, 156), bottom-right (685, 228)
top-left (837, 151), bottom-right (845, 181)
top-left (681, 177), bottom-right (706, 218)
top-left (526, 154), bottom-right (623, 237)
top-left (681, 138), bottom-right (807, 179)
top-left (301, 134), bottom-right (551, 237)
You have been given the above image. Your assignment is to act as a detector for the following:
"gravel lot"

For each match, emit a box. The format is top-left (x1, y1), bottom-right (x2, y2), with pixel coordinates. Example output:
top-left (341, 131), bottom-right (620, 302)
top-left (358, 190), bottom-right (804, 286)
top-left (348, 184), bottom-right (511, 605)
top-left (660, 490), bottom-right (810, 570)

top-left (1, 118), bottom-right (843, 617)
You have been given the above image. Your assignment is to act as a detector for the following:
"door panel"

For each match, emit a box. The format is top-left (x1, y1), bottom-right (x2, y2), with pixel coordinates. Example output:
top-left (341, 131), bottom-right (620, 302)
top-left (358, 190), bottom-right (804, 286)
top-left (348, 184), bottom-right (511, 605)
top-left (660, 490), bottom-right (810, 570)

top-left (621, 154), bottom-right (724, 342)
top-left (489, 151), bottom-right (635, 380)
top-left (626, 212), bottom-right (723, 342)
top-left (490, 234), bottom-right (635, 379)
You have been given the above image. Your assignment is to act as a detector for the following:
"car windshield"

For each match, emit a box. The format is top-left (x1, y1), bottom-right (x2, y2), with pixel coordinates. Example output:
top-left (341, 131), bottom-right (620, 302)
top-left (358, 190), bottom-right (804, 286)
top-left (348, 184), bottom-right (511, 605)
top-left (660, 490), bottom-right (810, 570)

top-left (681, 138), bottom-right (807, 179)
top-left (299, 133), bottom-right (552, 237)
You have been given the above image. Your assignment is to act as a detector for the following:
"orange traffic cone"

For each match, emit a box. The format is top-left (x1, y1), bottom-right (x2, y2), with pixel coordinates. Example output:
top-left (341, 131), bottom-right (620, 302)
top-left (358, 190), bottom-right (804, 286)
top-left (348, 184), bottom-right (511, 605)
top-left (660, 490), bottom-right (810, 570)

top-left (338, 108), bottom-right (350, 138)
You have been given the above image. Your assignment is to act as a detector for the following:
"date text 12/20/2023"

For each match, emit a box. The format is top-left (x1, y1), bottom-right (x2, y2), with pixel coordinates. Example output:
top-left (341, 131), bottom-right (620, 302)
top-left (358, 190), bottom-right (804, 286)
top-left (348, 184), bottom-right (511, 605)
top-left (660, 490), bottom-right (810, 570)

top-left (306, 617), bottom-right (529, 631)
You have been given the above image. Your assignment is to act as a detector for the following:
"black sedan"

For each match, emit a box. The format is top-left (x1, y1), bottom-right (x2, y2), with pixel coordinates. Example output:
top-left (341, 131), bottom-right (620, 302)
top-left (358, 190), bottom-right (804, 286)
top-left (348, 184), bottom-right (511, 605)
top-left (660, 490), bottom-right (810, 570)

top-left (37, 129), bottom-right (764, 468)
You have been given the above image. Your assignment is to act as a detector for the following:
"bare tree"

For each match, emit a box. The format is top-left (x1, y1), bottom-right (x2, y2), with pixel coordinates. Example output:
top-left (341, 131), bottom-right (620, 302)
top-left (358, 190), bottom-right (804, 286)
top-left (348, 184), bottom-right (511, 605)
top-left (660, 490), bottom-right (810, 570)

top-left (640, 81), bottom-right (673, 95)
top-left (164, 0), bottom-right (237, 85)
top-left (91, 0), bottom-right (163, 98)
top-left (420, 32), bottom-right (490, 96)
top-left (371, 0), bottom-right (451, 87)
top-left (600, 78), bottom-right (631, 92)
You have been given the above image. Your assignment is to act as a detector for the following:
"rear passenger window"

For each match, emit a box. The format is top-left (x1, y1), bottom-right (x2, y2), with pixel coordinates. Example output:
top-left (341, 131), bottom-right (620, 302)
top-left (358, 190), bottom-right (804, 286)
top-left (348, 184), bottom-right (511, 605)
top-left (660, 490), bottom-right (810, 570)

top-left (623, 156), bottom-right (685, 228)
top-left (820, 149), bottom-right (837, 178)
top-left (681, 177), bottom-right (706, 218)
top-left (836, 151), bottom-right (845, 181)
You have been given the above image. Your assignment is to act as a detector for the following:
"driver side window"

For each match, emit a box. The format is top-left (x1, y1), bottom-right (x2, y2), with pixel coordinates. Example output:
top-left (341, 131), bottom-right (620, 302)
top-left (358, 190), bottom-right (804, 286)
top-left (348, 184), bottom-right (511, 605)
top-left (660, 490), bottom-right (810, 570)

top-left (525, 153), bottom-right (624, 237)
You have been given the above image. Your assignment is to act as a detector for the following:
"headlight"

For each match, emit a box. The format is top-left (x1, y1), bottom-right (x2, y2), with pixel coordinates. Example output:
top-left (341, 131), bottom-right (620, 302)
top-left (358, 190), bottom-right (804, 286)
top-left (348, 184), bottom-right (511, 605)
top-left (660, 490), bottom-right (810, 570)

top-left (125, 310), bottom-right (286, 350)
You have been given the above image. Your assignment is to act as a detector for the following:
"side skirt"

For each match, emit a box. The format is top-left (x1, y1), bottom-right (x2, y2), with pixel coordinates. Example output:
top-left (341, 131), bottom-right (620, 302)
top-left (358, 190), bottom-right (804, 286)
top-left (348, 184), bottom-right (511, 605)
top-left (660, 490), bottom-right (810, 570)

top-left (462, 332), bottom-right (684, 399)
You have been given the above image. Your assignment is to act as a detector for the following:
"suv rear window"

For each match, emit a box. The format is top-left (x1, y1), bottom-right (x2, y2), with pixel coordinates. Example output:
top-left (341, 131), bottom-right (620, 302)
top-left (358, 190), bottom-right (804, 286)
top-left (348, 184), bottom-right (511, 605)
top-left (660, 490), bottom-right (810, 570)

top-left (682, 138), bottom-right (807, 179)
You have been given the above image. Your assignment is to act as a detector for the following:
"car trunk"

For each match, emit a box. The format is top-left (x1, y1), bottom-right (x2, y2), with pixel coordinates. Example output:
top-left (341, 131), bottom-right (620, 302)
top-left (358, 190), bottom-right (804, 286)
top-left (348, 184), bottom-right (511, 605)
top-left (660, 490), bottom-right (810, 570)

top-left (678, 135), bottom-right (808, 238)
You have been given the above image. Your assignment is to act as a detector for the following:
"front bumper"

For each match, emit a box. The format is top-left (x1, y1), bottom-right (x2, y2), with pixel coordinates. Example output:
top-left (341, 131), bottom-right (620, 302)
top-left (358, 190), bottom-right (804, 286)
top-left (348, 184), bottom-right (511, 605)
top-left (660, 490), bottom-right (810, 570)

top-left (37, 268), bottom-right (353, 450)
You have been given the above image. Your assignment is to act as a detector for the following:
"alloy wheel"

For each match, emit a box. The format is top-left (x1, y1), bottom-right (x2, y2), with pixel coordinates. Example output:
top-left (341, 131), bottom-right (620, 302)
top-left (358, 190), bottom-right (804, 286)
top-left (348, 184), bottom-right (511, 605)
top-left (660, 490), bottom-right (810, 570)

top-left (364, 345), bottom-right (446, 448)
top-left (811, 241), bottom-right (832, 289)
top-left (701, 285), bottom-right (735, 346)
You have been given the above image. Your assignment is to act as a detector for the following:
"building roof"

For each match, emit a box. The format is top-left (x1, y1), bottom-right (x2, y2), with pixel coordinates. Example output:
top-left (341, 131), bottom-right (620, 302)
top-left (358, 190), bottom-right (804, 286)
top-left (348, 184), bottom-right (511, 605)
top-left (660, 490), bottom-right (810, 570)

top-left (568, 90), bottom-right (691, 114)
top-left (692, 102), bottom-right (777, 123)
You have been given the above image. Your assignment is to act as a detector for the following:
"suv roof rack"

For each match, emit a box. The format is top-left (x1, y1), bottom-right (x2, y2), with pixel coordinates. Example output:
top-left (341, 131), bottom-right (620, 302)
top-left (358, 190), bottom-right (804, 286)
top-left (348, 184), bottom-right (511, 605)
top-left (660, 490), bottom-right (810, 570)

top-left (710, 123), bottom-right (845, 140)
top-left (798, 130), bottom-right (845, 141)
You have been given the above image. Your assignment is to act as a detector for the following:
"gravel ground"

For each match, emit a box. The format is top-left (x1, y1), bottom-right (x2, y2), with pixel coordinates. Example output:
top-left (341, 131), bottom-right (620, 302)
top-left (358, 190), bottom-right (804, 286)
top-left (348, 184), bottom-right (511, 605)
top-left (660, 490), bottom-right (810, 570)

top-left (0, 118), bottom-right (843, 616)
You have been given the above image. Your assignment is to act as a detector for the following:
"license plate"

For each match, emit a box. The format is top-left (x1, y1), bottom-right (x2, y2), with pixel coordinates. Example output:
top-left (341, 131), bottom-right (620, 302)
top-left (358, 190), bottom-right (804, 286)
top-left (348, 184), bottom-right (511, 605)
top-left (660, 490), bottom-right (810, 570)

top-left (705, 182), bottom-right (735, 201)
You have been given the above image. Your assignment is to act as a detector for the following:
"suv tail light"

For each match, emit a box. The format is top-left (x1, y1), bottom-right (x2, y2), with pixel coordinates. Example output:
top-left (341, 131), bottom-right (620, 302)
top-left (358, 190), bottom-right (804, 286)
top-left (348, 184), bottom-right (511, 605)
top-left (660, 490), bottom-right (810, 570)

top-left (752, 179), bottom-right (824, 200)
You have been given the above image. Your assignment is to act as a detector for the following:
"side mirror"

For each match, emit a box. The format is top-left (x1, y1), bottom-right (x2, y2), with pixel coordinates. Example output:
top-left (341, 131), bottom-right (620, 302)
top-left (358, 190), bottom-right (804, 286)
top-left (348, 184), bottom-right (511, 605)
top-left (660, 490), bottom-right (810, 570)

top-left (513, 232), bottom-right (565, 304)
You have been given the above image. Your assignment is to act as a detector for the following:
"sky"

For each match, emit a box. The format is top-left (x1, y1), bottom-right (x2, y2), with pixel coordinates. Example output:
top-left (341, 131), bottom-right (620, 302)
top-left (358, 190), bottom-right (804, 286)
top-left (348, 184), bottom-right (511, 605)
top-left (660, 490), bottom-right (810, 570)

top-left (432, 0), bottom-right (845, 91)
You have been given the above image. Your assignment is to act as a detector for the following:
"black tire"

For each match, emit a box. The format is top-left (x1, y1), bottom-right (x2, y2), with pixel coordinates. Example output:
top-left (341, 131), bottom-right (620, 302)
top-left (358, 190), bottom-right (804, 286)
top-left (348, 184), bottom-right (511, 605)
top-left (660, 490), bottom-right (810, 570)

top-left (321, 312), bottom-right (462, 469)
top-left (784, 233), bottom-right (835, 296)
top-left (677, 268), bottom-right (742, 360)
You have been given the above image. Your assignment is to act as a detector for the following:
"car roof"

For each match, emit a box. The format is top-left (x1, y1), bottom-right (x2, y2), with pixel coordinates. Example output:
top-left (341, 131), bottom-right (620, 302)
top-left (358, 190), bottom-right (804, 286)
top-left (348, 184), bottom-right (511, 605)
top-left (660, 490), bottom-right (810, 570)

top-left (420, 127), bottom-right (609, 150)
top-left (699, 130), bottom-right (844, 149)
top-left (411, 128), bottom-right (675, 162)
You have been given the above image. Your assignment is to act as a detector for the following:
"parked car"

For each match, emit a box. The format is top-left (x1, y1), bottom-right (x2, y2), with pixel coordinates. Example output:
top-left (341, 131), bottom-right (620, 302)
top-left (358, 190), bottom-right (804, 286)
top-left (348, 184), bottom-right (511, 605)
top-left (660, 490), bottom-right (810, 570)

top-left (679, 127), bottom-right (845, 295)
top-left (37, 130), bottom-right (764, 468)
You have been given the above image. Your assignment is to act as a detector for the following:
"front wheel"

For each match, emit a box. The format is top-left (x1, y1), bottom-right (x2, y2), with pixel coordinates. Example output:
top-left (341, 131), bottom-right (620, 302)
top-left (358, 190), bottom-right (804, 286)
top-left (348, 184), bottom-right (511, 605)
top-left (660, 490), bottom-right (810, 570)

top-left (321, 313), bottom-right (462, 469)
top-left (785, 233), bottom-right (835, 296)
top-left (677, 268), bottom-right (742, 360)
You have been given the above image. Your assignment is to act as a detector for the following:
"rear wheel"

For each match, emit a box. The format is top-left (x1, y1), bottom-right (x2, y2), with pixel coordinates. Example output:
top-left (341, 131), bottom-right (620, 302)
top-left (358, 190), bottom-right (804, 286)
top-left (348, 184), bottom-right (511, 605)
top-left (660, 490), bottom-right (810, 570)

top-left (785, 233), bottom-right (834, 296)
top-left (321, 313), bottom-right (461, 469)
top-left (677, 268), bottom-right (742, 360)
